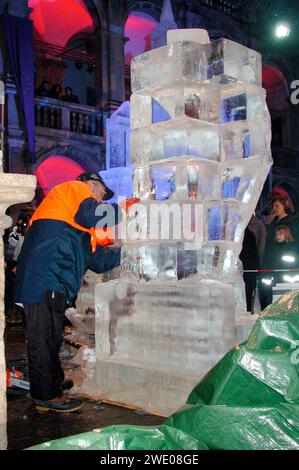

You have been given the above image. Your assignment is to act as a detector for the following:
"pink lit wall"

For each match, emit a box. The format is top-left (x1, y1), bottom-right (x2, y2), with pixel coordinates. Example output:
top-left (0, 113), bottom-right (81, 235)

top-left (125, 12), bottom-right (157, 65)
top-left (36, 156), bottom-right (84, 195)
top-left (29, 0), bottom-right (93, 46)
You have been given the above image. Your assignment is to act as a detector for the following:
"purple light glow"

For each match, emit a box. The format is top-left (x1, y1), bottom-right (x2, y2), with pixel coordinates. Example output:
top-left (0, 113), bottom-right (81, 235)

top-left (29, 0), bottom-right (93, 46)
top-left (35, 155), bottom-right (84, 194)
top-left (124, 12), bottom-right (157, 65)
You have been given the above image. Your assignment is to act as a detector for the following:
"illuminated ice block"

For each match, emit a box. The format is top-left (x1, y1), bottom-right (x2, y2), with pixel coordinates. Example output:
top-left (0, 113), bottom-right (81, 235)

top-left (120, 241), bottom-right (242, 283)
top-left (131, 118), bottom-right (221, 164)
top-left (205, 39), bottom-right (262, 86)
top-left (123, 200), bottom-right (204, 244)
top-left (131, 41), bottom-right (207, 93)
top-left (131, 116), bottom-right (270, 166)
top-left (132, 156), bottom-right (269, 203)
top-left (121, 242), bottom-right (179, 281)
top-left (95, 279), bottom-right (235, 416)
top-left (131, 37), bottom-right (262, 93)
top-left (94, 30), bottom-right (272, 415)
top-left (133, 158), bottom-right (220, 201)
top-left (131, 82), bottom-right (265, 130)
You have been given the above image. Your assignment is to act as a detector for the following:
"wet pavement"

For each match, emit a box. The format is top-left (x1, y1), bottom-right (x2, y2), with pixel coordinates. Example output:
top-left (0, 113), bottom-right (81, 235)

top-left (5, 326), bottom-right (164, 450)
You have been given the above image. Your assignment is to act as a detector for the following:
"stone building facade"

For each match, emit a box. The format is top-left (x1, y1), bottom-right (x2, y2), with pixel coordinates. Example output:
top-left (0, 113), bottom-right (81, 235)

top-left (0, 0), bottom-right (298, 203)
top-left (0, 0), bottom-right (298, 449)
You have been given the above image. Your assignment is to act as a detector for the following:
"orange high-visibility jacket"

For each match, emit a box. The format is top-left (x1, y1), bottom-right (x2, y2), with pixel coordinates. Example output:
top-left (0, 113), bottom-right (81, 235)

top-left (31, 181), bottom-right (113, 250)
top-left (16, 181), bottom-right (121, 304)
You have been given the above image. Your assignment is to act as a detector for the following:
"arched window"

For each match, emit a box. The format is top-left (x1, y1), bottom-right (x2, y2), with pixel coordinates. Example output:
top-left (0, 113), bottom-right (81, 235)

top-left (29, 0), bottom-right (97, 103)
top-left (29, 0), bottom-right (94, 47)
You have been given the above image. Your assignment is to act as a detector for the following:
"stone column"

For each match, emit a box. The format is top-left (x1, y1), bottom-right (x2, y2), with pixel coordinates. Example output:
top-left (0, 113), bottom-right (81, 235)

top-left (101, 28), bottom-right (126, 115)
top-left (0, 173), bottom-right (36, 450)
top-left (101, 0), bottom-right (126, 115)
top-left (5, 79), bottom-right (26, 174)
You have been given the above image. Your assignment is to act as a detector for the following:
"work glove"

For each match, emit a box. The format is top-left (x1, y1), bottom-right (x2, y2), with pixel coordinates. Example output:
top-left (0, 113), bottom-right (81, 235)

top-left (118, 198), bottom-right (140, 213)
top-left (8, 227), bottom-right (19, 246)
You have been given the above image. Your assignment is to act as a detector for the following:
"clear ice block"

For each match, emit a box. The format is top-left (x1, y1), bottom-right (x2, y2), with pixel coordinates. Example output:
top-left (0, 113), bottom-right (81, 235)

top-left (121, 242), bottom-right (179, 281)
top-left (133, 158), bottom-right (220, 202)
top-left (131, 38), bottom-right (261, 93)
top-left (121, 241), bottom-right (242, 283)
top-left (131, 41), bottom-right (207, 93)
top-left (132, 156), bottom-right (270, 204)
top-left (196, 242), bottom-right (240, 280)
top-left (131, 117), bottom-right (220, 164)
top-left (122, 199), bottom-right (251, 246)
top-left (220, 120), bottom-right (270, 161)
top-left (206, 39), bottom-right (262, 86)
top-left (131, 81), bottom-right (266, 130)
top-left (131, 118), bottom-right (270, 165)
top-left (95, 279), bottom-right (236, 415)
top-left (120, 200), bottom-right (245, 245)
top-left (124, 199), bottom-right (204, 245)
top-left (219, 158), bottom-right (270, 204)
top-left (206, 202), bottom-right (246, 242)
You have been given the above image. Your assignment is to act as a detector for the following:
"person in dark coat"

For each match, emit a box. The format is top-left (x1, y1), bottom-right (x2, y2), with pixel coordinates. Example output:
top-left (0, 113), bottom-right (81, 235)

top-left (62, 86), bottom-right (80, 104)
top-left (265, 196), bottom-right (297, 246)
top-left (240, 227), bottom-right (260, 312)
top-left (248, 214), bottom-right (267, 266)
top-left (35, 80), bottom-right (50, 97)
top-left (49, 83), bottom-right (63, 100)
top-left (15, 172), bottom-right (124, 413)
top-left (260, 225), bottom-right (299, 307)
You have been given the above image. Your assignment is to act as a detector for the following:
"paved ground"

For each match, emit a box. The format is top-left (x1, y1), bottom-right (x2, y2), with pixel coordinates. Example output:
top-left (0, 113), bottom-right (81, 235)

top-left (5, 326), bottom-right (164, 450)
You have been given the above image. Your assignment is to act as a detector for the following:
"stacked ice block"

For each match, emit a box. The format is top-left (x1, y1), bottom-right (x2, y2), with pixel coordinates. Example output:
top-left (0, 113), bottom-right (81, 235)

top-left (95, 30), bottom-right (272, 416)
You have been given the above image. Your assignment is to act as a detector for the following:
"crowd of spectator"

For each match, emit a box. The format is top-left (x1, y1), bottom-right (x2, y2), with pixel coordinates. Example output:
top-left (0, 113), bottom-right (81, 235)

top-left (241, 189), bottom-right (299, 312)
top-left (4, 205), bottom-right (35, 324)
top-left (35, 80), bottom-right (80, 104)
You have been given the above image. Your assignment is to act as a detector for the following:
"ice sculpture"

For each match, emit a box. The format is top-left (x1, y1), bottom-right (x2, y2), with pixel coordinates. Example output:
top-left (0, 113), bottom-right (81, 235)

top-left (101, 101), bottom-right (133, 203)
top-left (95, 29), bottom-right (272, 416)
top-left (106, 101), bottom-right (131, 170)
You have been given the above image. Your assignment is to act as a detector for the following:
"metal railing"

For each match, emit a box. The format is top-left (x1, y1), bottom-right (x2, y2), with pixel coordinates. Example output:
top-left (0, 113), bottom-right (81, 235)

top-left (35, 97), bottom-right (103, 136)
top-left (34, 40), bottom-right (95, 65)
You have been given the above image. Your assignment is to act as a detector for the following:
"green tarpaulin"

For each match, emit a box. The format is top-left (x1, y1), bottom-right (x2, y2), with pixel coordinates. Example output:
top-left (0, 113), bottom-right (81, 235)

top-left (30, 291), bottom-right (299, 450)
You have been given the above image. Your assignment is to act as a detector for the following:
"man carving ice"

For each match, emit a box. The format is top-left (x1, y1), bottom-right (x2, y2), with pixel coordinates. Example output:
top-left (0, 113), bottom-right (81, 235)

top-left (15, 172), bottom-right (127, 412)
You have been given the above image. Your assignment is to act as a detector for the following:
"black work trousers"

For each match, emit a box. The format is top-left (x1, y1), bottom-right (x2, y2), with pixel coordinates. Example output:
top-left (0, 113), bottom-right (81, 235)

top-left (24, 290), bottom-right (67, 401)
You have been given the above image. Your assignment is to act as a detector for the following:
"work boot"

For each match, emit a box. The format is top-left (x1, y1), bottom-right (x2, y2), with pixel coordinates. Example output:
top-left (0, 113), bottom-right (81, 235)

top-left (34, 396), bottom-right (83, 413)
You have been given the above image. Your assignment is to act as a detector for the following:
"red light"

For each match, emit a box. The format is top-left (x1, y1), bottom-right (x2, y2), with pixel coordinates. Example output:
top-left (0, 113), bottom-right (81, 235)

top-left (262, 65), bottom-right (285, 87)
top-left (29, 0), bottom-right (93, 46)
top-left (35, 156), bottom-right (83, 194)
